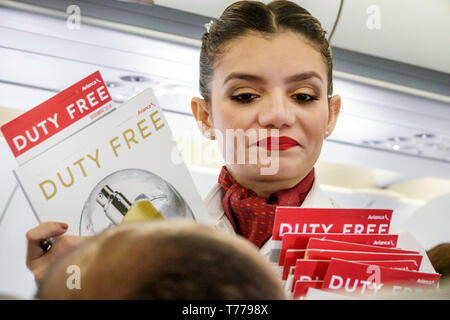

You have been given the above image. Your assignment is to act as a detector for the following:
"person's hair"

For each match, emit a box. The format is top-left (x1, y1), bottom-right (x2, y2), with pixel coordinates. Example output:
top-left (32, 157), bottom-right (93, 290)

top-left (36, 220), bottom-right (285, 300)
top-left (427, 242), bottom-right (450, 280)
top-left (199, 0), bottom-right (333, 102)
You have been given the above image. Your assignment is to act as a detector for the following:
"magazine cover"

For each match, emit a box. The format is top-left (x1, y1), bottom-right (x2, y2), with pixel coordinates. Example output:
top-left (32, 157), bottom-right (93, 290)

top-left (270, 207), bottom-right (394, 264)
top-left (278, 232), bottom-right (399, 266)
top-left (287, 259), bottom-right (420, 294)
top-left (305, 249), bottom-right (424, 268)
top-left (321, 258), bottom-right (441, 297)
top-left (305, 238), bottom-right (418, 254)
top-left (282, 249), bottom-right (306, 281)
top-left (272, 208), bottom-right (393, 243)
top-left (1, 72), bottom-right (211, 236)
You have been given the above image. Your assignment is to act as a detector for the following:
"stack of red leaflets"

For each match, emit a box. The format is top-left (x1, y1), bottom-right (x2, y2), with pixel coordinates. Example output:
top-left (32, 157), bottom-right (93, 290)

top-left (271, 207), bottom-right (441, 299)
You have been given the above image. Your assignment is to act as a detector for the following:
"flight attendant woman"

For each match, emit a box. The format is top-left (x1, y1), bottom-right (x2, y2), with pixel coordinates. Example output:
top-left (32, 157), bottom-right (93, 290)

top-left (190, 0), bottom-right (341, 255)
top-left (189, 0), bottom-right (435, 270)
top-left (25, 1), bottom-right (434, 283)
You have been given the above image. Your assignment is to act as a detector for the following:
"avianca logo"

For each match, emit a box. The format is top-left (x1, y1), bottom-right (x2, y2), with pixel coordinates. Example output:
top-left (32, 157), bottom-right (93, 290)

top-left (372, 240), bottom-right (395, 246)
top-left (368, 215), bottom-right (390, 220)
top-left (82, 78), bottom-right (101, 91)
top-left (417, 279), bottom-right (435, 285)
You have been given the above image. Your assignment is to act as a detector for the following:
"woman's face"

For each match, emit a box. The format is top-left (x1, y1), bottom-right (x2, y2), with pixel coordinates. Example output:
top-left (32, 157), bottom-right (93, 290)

top-left (193, 31), bottom-right (340, 189)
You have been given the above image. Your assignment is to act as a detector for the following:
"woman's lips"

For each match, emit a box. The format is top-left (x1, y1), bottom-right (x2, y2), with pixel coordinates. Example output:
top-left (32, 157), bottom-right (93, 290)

top-left (256, 136), bottom-right (300, 151)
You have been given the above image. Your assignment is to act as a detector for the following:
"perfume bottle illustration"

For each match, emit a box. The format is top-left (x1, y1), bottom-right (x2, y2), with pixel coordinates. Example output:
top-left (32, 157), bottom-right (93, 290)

top-left (95, 185), bottom-right (165, 224)
top-left (79, 168), bottom-right (195, 235)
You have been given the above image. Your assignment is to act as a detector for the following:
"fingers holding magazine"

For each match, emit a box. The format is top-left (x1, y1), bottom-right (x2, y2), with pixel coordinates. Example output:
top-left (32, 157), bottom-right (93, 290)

top-left (25, 222), bottom-right (87, 283)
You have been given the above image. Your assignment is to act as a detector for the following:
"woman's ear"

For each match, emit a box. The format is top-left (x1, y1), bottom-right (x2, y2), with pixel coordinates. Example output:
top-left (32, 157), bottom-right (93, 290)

top-left (191, 97), bottom-right (214, 140)
top-left (325, 94), bottom-right (341, 138)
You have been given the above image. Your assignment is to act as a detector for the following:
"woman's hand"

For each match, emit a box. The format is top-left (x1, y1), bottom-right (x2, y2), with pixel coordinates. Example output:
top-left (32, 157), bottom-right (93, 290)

top-left (25, 222), bottom-right (88, 284)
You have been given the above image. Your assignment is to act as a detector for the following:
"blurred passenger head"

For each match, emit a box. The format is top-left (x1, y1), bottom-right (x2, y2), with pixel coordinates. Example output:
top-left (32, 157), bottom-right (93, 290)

top-left (427, 242), bottom-right (450, 281)
top-left (36, 220), bottom-right (286, 300)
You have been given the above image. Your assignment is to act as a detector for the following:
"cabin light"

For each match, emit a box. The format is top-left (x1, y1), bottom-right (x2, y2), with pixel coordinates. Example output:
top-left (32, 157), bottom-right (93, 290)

top-left (114, 93), bottom-right (127, 102)
top-left (106, 81), bottom-right (122, 88)
top-left (361, 140), bottom-right (383, 146)
top-left (414, 132), bottom-right (435, 139)
top-left (387, 137), bottom-right (409, 143)
top-left (120, 75), bottom-right (150, 83)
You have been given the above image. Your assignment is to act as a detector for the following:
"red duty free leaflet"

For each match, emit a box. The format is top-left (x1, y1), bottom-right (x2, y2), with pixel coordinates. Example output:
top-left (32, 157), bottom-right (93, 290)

top-left (290, 259), bottom-right (420, 293)
top-left (305, 249), bottom-right (423, 268)
top-left (322, 258), bottom-right (441, 296)
top-left (272, 208), bottom-right (393, 242)
top-left (282, 249), bottom-right (306, 280)
top-left (305, 238), bottom-right (418, 254)
top-left (1, 71), bottom-right (112, 161)
top-left (279, 232), bottom-right (399, 266)
top-left (0, 72), bottom-right (213, 235)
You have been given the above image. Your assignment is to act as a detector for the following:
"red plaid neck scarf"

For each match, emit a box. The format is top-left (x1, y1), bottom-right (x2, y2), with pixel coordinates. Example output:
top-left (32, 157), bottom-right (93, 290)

top-left (218, 166), bottom-right (315, 248)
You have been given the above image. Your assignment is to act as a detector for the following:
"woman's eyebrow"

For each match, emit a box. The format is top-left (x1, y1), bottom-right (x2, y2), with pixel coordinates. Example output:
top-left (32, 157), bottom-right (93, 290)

top-left (223, 71), bottom-right (323, 86)
top-left (223, 72), bottom-right (265, 86)
top-left (284, 71), bottom-right (323, 84)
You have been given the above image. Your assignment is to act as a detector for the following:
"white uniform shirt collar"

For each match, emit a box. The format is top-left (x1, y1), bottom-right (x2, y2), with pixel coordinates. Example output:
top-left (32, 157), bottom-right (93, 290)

top-left (203, 177), bottom-right (338, 256)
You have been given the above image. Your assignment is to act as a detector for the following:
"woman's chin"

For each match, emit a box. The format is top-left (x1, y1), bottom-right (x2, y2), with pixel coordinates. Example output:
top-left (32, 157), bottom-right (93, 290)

top-left (231, 159), bottom-right (311, 181)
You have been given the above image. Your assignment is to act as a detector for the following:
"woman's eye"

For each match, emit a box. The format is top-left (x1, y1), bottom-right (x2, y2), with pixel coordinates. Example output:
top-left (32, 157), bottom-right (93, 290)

top-left (230, 93), bottom-right (258, 103)
top-left (292, 93), bottom-right (317, 103)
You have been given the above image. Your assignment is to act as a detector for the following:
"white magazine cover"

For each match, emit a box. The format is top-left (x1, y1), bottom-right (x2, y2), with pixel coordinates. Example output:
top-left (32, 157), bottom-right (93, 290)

top-left (4, 74), bottom-right (211, 236)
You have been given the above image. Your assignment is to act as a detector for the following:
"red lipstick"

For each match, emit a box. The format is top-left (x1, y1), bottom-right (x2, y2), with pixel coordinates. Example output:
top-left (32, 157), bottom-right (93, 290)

top-left (256, 136), bottom-right (299, 151)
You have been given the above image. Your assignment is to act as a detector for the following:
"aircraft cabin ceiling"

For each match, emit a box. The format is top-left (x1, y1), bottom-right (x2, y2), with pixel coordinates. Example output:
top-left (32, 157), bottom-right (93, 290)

top-left (155, 0), bottom-right (450, 75)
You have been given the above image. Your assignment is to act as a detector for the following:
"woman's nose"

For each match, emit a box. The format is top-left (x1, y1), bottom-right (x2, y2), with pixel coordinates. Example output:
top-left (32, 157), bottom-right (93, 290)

top-left (258, 93), bottom-right (296, 128)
